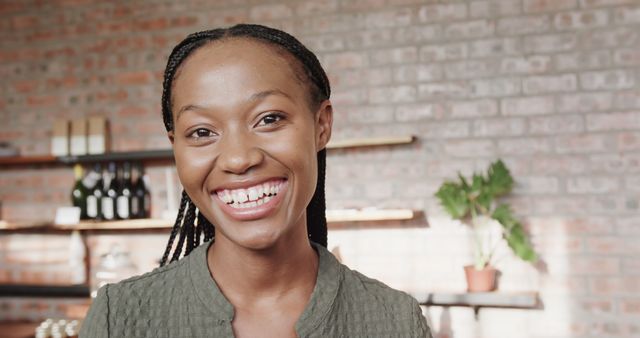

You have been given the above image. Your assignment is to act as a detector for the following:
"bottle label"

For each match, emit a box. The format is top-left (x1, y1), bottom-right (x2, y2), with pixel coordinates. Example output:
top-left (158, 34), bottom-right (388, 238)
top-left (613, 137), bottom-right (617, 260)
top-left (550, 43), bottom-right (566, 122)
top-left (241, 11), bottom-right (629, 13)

top-left (102, 198), bottom-right (114, 220)
top-left (131, 197), bottom-right (139, 216)
top-left (117, 196), bottom-right (129, 219)
top-left (87, 196), bottom-right (98, 218)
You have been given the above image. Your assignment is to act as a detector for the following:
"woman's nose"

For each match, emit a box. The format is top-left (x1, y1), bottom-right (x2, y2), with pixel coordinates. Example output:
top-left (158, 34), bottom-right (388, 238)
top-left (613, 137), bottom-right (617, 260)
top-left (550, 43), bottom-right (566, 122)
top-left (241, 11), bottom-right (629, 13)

top-left (217, 134), bottom-right (264, 175)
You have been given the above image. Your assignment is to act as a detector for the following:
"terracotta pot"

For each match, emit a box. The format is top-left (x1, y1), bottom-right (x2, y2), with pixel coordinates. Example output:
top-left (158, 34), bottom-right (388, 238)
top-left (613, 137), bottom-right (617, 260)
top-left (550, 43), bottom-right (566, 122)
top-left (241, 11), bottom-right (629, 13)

top-left (464, 265), bottom-right (497, 292)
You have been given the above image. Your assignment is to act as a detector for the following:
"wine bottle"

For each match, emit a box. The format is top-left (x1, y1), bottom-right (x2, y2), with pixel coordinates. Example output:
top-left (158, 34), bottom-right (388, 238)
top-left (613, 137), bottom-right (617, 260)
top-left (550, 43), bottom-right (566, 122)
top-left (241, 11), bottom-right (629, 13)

top-left (71, 164), bottom-right (89, 220)
top-left (101, 162), bottom-right (117, 221)
top-left (86, 163), bottom-right (103, 220)
top-left (116, 162), bottom-right (132, 220)
top-left (131, 163), bottom-right (151, 219)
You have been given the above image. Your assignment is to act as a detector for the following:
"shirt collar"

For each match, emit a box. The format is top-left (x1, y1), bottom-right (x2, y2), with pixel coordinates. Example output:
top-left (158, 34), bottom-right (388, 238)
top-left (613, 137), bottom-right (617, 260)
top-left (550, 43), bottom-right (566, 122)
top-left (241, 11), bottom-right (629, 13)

top-left (188, 239), bottom-right (343, 332)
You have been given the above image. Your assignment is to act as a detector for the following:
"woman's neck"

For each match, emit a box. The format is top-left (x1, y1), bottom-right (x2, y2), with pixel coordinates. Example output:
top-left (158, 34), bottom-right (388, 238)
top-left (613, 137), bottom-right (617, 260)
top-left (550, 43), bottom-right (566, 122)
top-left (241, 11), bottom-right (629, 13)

top-left (207, 228), bottom-right (319, 308)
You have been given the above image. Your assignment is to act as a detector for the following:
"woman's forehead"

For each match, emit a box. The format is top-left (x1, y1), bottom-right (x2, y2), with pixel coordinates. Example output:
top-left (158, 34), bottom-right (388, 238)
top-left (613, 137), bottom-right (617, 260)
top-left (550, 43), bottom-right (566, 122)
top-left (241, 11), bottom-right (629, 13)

top-left (171, 38), bottom-right (308, 112)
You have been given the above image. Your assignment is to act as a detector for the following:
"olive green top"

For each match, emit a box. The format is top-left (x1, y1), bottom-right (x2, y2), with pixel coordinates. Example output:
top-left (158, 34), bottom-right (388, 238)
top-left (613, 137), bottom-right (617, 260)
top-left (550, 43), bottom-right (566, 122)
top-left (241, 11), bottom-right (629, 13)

top-left (80, 240), bottom-right (432, 337)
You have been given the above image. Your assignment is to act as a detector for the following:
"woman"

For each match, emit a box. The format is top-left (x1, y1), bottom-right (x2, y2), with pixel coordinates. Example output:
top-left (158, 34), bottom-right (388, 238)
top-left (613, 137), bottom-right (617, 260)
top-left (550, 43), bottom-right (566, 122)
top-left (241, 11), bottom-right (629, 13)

top-left (80, 24), bottom-right (431, 338)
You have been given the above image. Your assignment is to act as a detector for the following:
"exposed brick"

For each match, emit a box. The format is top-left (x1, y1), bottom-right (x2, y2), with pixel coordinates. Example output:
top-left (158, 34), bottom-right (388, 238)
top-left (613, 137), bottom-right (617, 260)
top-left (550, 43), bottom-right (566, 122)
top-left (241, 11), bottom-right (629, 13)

top-left (586, 111), bottom-right (640, 131)
top-left (514, 176), bottom-right (561, 194)
top-left (590, 277), bottom-right (640, 295)
top-left (473, 117), bottom-right (527, 137)
top-left (295, 0), bottom-right (339, 17)
top-left (498, 137), bottom-right (554, 155)
top-left (394, 103), bottom-right (443, 122)
top-left (249, 3), bottom-right (293, 20)
top-left (615, 90), bottom-right (640, 109)
top-left (523, 0), bottom-right (578, 13)
top-left (555, 133), bottom-right (613, 153)
top-left (500, 55), bottom-right (551, 75)
top-left (613, 5), bottom-right (640, 24)
top-left (445, 59), bottom-right (497, 80)
top-left (419, 43), bottom-right (468, 62)
top-left (448, 99), bottom-right (498, 118)
top-left (583, 26), bottom-right (639, 48)
top-left (114, 71), bottom-right (152, 86)
top-left (469, 0), bottom-right (522, 18)
top-left (418, 82), bottom-right (471, 100)
top-left (524, 33), bottom-right (578, 53)
top-left (555, 50), bottom-right (612, 71)
top-left (444, 19), bottom-right (495, 40)
top-left (418, 121), bottom-right (471, 139)
top-left (618, 132), bottom-right (640, 151)
top-left (347, 105), bottom-right (394, 124)
top-left (613, 48), bottom-right (640, 66)
top-left (580, 70), bottom-right (635, 90)
top-left (523, 74), bottom-right (577, 94)
top-left (581, 0), bottom-right (637, 7)
top-left (557, 92), bottom-right (613, 113)
top-left (323, 51), bottom-right (369, 69)
top-left (469, 38), bottom-right (521, 58)
top-left (529, 114), bottom-right (584, 135)
top-left (371, 47), bottom-right (417, 66)
top-left (393, 64), bottom-right (442, 83)
top-left (502, 96), bottom-right (555, 116)
top-left (365, 8), bottom-right (413, 28)
top-left (443, 139), bottom-right (496, 157)
top-left (567, 176), bottom-right (620, 194)
top-left (368, 85), bottom-right (416, 104)
top-left (554, 9), bottom-right (609, 30)
top-left (417, 3), bottom-right (467, 23)
top-left (497, 15), bottom-right (551, 36)
top-left (469, 78), bottom-right (521, 98)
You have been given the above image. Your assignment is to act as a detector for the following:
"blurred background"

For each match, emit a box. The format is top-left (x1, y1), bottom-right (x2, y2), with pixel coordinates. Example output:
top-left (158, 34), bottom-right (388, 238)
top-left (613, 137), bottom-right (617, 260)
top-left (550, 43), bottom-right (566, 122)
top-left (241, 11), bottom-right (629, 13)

top-left (0, 0), bottom-right (639, 337)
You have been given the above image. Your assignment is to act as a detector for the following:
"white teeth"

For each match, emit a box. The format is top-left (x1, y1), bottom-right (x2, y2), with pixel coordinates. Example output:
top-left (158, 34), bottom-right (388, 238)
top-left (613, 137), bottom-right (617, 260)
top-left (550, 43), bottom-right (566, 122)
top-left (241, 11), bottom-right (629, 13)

top-left (248, 188), bottom-right (259, 201)
top-left (236, 190), bottom-right (248, 203)
top-left (218, 180), bottom-right (284, 208)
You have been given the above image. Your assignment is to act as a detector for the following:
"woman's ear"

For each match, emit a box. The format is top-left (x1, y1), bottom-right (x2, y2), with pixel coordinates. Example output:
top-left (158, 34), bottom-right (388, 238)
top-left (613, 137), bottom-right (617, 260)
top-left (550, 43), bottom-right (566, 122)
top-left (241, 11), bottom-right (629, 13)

top-left (167, 130), bottom-right (175, 145)
top-left (315, 100), bottom-right (333, 151)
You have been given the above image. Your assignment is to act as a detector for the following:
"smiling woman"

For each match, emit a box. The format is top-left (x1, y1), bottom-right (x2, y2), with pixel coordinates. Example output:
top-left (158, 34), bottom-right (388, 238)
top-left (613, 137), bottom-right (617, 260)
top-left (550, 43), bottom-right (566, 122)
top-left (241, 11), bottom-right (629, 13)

top-left (79, 24), bottom-right (432, 338)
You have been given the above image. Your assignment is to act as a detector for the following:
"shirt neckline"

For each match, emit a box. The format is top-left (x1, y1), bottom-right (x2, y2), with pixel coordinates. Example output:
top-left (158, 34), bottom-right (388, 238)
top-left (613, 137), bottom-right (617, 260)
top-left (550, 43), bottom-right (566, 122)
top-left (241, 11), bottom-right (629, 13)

top-left (188, 239), bottom-right (342, 333)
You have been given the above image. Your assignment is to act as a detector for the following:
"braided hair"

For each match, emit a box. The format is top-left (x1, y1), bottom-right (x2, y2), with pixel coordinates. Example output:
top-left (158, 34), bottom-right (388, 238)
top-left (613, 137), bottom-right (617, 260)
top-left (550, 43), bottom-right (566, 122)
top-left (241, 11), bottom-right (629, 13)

top-left (159, 24), bottom-right (331, 267)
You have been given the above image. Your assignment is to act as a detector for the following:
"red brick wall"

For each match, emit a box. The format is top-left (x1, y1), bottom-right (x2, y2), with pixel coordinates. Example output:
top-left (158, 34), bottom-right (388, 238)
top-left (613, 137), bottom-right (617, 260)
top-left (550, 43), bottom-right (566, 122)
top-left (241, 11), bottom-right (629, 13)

top-left (1, 0), bottom-right (639, 336)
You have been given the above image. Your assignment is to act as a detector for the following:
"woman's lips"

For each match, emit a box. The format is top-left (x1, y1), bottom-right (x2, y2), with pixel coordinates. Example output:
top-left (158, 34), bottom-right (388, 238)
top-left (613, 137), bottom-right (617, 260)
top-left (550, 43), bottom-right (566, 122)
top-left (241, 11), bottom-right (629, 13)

top-left (213, 179), bottom-right (288, 221)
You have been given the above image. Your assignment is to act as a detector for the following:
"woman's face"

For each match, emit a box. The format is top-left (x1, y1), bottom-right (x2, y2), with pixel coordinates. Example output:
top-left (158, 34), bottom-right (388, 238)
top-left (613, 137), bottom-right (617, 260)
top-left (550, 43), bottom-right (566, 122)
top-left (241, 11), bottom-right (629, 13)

top-left (168, 38), bottom-right (332, 251)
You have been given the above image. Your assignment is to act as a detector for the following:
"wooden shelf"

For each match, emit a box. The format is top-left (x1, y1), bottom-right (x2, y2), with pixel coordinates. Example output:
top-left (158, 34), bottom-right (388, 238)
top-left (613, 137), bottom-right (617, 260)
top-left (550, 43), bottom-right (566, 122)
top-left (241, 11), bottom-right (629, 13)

top-left (417, 291), bottom-right (540, 318)
top-left (0, 135), bottom-right (415, 168)
top-left (0, 209), bottom-right (417, 232)
top-left (418, 291), bottom-right (538, 308)
top-left (0, 284), bottom-right (90, 298)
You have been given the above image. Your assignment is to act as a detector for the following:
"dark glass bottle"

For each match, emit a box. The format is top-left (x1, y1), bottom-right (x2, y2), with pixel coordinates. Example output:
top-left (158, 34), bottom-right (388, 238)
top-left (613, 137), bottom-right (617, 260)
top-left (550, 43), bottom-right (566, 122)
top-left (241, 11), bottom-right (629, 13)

top-left (86, 163), bottom-right (103, 220)
top-left (101, 162), bottom-right (117, 221)
top-left (71, 164), bottom-right (89, 220)
top-left (131, 163), bottom-right (151, 219)
top-left (116, 162), bottom-right (132, 220)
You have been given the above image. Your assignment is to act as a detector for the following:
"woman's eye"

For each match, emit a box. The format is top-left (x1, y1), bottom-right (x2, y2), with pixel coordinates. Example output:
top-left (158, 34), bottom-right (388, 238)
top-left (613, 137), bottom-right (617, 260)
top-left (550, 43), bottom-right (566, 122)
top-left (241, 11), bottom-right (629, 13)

top-left (189, 128), bottom-right (215, 139)
top-left (257, 113), bottom-right (284, 127)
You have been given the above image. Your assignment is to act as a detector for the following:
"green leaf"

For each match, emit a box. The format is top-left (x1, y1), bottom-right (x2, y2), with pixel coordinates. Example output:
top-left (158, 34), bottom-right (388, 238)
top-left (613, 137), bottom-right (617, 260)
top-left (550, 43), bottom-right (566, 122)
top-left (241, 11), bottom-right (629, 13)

top-left (493, 206), bottom-right (538, 263)
top-left (435, 181), bottom-right (470, 219)
top-left (486, 159), bottom-right (513, 198)
top-left (492, 204), bottom-right (517, 230)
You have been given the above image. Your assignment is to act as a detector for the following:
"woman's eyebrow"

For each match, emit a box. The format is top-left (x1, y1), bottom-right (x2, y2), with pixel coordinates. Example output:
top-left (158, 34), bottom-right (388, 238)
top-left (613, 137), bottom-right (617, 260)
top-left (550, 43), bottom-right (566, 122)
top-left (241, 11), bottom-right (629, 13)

top-left (175, 89), bottom-right (291, 121)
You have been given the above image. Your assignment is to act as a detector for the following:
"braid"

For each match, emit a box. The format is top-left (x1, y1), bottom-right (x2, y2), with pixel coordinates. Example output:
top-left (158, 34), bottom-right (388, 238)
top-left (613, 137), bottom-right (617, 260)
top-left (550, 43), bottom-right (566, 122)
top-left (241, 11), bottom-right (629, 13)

top-left (160, 23), bottom-right (332, 265)
top-left (159, 190), bottom-right (188, 266)
top-left (306, 149), bottom-right (328, 247)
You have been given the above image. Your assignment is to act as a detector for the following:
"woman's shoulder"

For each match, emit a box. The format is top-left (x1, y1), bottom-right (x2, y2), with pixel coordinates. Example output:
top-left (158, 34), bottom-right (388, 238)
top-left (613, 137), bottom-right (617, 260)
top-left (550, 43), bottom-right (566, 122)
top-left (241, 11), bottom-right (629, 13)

top-left (329, 263), bottom-right (432, 337)
top-left (339, 264), bottom-right (419, 310)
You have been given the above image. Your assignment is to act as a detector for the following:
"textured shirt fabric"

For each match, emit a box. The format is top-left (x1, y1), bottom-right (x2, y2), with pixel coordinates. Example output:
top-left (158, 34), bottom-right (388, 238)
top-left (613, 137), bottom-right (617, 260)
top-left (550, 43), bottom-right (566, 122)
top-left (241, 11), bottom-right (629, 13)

top-left (80, 240), bottom-right (432, 337)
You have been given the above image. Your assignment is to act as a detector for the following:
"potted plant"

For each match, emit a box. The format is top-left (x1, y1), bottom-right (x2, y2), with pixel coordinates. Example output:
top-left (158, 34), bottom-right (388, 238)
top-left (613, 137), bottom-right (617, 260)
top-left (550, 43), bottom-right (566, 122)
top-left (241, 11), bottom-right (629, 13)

top-left (434, 159), bottom-right (537, 292)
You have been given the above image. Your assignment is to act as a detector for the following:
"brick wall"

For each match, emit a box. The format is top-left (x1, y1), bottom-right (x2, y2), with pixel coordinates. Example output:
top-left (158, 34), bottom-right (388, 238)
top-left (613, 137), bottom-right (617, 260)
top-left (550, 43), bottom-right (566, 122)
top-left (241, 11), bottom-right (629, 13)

top-left (1, 0), bottom-right (639, 336)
